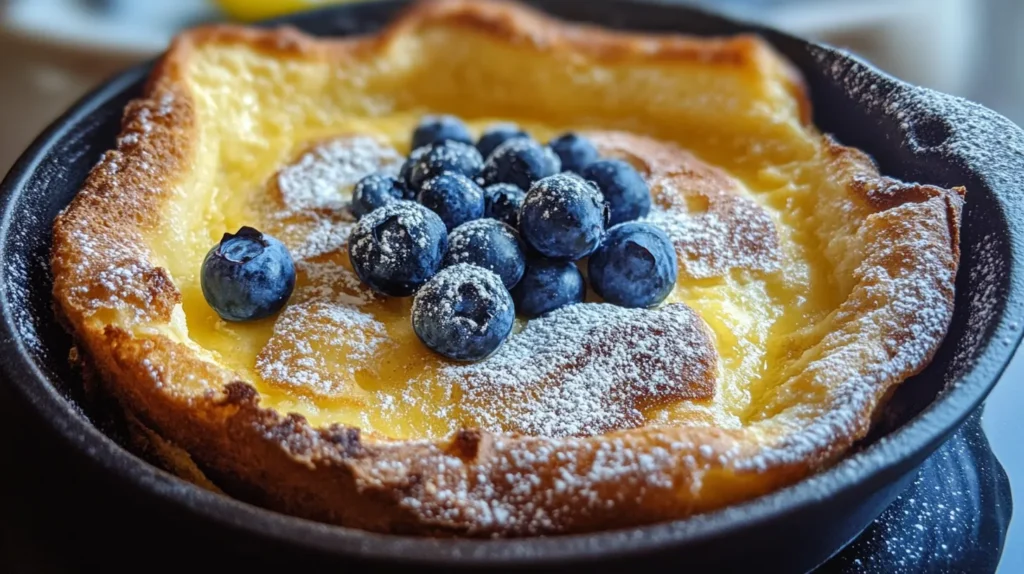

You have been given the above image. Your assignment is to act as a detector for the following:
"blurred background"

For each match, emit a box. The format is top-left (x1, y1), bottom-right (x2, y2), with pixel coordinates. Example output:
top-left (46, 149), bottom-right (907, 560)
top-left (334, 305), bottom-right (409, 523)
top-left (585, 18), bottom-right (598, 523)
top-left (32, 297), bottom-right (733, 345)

top-left (0, 0), bottom-right (1022, 174)
top-left (0, 0), bottom-right (1020, 571)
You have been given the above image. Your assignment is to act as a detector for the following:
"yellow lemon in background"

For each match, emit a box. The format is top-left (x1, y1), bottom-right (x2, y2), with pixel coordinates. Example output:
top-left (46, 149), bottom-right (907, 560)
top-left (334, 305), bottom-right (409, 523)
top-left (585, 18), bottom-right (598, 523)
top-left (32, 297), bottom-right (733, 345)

top-left (213, 0), bottom-right (366, 22)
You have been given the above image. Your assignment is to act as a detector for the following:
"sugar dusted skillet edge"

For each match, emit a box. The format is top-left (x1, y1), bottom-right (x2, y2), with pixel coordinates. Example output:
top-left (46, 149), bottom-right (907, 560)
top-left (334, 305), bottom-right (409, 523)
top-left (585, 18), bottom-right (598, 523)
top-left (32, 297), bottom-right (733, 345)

top-left (49, 0), bottom-right (963, 536)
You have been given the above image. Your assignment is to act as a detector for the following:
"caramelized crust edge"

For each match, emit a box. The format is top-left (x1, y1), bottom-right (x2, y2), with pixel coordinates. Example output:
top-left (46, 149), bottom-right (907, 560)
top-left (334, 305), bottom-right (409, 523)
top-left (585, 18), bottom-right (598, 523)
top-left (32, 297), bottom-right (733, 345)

top-left (50, 0), bottom-right (964, 536)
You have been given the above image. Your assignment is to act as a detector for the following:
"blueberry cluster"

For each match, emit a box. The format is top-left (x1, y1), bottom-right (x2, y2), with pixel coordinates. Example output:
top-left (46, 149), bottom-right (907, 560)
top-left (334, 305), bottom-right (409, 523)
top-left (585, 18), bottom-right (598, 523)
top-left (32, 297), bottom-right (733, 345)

top-left (347, 115), bottom-right (678, 361)
top-left (199, 115), bottom-right (678, 362)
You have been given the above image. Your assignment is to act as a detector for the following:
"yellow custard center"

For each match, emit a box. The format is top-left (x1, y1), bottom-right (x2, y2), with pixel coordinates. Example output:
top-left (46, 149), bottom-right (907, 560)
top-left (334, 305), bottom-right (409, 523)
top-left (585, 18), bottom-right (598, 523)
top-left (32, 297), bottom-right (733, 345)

top-left (146, 44), bottom-right (842, 440)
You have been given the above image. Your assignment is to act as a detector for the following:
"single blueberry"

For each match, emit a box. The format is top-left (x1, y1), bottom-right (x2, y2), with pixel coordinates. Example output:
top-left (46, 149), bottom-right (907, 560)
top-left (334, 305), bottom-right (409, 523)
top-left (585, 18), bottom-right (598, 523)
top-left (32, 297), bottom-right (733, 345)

top-left (476, 122), bottom-right (529, 159)
top-left (201, 226), bottom-right (295, 322)
top-left (519, 173), bottom-right (607, 260)
top-left (443, 218), bottom-right (526, 289)
top-left (483, 183), bottom-right (526, 228)
top-left (587, 221), bottom-right (677, 308)
top-left (548, 132), bottom-right (600, 174)
top-left (480, 138), bottom-right (561, 191)
top-left (398, 146), bottom-right (427, 198)
top-left (351, 173), bottom-right (405, 219)
top-left (410, 114), bottom-right (473, 150)
top-left (348, 200), bottom-right (448, 297)
top-left (417, 172), bottom-right (485, 231)
top-left (408, 140), bottom-right (484, 191)
top-left (580, 159), bottom-right (652, 225)
top-left (511, 258), bottom-right (586, 318)
top-left (412, 263), bottom-right (515, 361)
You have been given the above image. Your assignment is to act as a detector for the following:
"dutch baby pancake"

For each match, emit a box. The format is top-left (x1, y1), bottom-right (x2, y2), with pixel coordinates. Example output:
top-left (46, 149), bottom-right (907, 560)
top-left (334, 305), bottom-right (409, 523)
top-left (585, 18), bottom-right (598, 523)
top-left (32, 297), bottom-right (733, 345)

top-left (50, 0), bottom-right (964, 536)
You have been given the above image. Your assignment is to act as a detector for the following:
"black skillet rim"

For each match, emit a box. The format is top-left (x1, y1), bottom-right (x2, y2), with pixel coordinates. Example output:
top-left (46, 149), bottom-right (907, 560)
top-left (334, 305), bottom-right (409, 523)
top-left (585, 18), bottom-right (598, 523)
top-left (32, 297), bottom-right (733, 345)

top-left (0, 0), bottom-right (1022, 568)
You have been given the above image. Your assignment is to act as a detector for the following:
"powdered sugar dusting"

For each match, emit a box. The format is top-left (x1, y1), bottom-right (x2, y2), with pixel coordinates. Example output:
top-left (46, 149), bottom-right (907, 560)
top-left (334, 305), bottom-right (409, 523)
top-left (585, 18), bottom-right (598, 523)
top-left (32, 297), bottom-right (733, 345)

top-left (265, 136), bottom-right (406, 264)
top-left (254, 138), bottom-right (411, 398)
top-left (643, 193), bottom-right (781, 279)
top-left (522, 171), bottom-right (598, 212)
top-left (440, 302), bottom-right (716, 437)
top-left (253, 137), bottom-right (402, 397)
top-left (945, 232), bottom-right (1001, 389)
top-left (5, 204), bottom-right (45, 353)
top-left (290, 214), bottom-right (356, 261)
top-left (349, 200), bottom-right (440, 274)
top-left (256, 299), bottom-right (388, 397)
top-left (63, 229), bottom-right (171, 323)
top-left (825, 413), bottom-right (994, 572)
top-left (38, 2), bottom-right (1021, 538)
top-left (592, 131), bottom-right (781, 279)
top-left (410, 140), bottom-right (483, 188)
top-left (446, 219), bottom-right (501, 263)
top-left (6, 251), bottom-right (41, 353)
top-left (411, 263), bottom-right (511, 337)
top-left (443, 219), bottom-right (522, 282)
top-left (742, 189), bottom-right (958, 470)
top-left (358, 430), bottom-right (711, 535)
top-left (256, 257), bottom-right (381, 397)
top-left (812, 44), bottom-right (1021, 388)
top-left (292, 259), bottom-right (377, 307)
top-left (276, 136), bottom-right (402, 213)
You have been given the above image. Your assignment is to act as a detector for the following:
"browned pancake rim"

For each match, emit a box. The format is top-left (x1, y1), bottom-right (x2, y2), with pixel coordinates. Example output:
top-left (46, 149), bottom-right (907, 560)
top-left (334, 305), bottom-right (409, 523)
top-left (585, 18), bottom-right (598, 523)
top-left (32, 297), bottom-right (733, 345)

top-left (49, 0), bottom-right (964, 536)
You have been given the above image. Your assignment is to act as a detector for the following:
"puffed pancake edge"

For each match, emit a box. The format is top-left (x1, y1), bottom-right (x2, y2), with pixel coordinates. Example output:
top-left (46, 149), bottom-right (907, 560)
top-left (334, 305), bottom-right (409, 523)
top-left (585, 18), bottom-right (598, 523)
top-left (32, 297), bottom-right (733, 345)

top-left (50, 0), bottom-right (964, 537)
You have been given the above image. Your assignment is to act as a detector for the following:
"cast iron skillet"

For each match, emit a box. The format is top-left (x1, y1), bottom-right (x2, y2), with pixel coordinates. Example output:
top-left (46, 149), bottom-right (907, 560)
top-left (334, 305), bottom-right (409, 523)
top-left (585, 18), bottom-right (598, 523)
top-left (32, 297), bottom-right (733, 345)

top-left (0, 1), bottom-right (1021, 572)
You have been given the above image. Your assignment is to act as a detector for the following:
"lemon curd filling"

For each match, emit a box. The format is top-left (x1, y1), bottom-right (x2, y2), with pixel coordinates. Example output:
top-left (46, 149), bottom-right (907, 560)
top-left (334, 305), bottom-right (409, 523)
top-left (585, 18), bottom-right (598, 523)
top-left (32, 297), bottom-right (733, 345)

top-left (148, 45), bottom-right (842, 440)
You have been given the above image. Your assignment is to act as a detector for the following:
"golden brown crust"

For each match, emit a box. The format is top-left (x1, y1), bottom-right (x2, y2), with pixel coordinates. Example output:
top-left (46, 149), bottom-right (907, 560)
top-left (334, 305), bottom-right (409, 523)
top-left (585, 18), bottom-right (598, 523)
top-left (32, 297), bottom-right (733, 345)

top-left (50, 0), bottom-right (963, 536)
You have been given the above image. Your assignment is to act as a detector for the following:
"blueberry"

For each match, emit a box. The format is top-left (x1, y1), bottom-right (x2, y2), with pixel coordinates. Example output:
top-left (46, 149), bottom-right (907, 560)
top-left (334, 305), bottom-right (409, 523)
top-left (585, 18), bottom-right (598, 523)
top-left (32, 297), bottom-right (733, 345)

top-left (351, 173), bottom-right (405, 219)
top-left (548, 132), bottom-right (600, 174)
top-left (580, 159), bottom-right (651, 225)
top-left (417, 173), bottom-right (485, 231)
top-left (411, 114), bottom-right (473, 150)
top-left (408, 140), bottom-right (484, 191)
top-left (587, 222), bottom-right (677, 308)
top-left (483, 183), bottom-right (526, 228)
top-left (476, 122), bottom-right (529, 159)
top-left (511, 258), bottom-right (586, 318)
top-left (348, 200), bottom-right (448, 296)
top-left (519, 173), bottom-right (607, 260)
top-left (398, 146), bottom-right (427, 197)
top-left (201, 226), bottom-right (295, 322)
top-left (412, 263), bottom-right (515, 361)
top-left (443, 218), bottom-right (526, 289)
top-left (480, 138), bottom-right (561, 191)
